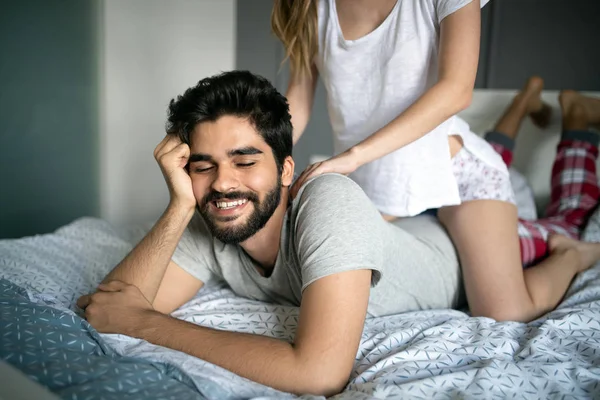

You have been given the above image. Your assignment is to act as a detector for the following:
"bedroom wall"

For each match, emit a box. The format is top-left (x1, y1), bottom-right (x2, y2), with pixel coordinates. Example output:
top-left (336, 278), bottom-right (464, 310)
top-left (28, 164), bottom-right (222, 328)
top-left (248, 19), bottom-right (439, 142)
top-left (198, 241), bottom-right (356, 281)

top-left (100, 0), bottom-right (236, 227)
top-left (0, 0), bottom-right (101, 239)
top-left (0, 0), bottom-right (236, 238)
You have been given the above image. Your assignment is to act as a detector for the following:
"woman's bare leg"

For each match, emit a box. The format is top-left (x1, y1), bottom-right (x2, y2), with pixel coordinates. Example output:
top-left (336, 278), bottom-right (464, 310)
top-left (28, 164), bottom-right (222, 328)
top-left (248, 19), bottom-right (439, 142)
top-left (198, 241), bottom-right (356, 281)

top-left (439, 200), bottom-right (600, 322)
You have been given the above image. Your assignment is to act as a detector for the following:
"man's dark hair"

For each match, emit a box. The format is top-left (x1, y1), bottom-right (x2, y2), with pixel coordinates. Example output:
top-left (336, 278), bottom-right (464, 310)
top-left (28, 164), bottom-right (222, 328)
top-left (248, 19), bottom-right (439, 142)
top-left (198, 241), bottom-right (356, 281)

top-left (166, 70), bottom-right (293, 172)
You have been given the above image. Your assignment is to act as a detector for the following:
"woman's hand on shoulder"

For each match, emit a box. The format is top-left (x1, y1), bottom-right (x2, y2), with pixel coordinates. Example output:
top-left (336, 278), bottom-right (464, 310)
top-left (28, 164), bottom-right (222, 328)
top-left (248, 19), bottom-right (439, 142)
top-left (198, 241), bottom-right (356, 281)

top-left (290, 150), bottom-right (360, 199)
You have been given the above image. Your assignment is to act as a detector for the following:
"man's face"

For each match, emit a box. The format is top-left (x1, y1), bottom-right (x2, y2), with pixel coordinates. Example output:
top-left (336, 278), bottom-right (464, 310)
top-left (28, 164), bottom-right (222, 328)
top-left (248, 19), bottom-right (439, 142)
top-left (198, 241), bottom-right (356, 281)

top-left (188, 115), bottom-right (291, 244)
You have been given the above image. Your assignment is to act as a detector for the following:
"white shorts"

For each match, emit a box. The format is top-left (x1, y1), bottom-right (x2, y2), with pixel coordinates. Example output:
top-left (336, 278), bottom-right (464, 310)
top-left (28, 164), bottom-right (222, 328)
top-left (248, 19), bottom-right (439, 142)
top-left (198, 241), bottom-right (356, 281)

top-left (451, 147), bottom-right (516, 205)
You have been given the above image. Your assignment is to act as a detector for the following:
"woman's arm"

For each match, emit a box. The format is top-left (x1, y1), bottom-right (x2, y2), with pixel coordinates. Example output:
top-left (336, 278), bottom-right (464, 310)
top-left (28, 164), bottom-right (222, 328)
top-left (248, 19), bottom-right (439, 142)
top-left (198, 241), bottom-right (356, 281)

top-left (349, 0), bottom-right (481, 166)
top-left (286, 64), bottom-right (320, 144)
top-left (290, 1), bottom-right (481, 196)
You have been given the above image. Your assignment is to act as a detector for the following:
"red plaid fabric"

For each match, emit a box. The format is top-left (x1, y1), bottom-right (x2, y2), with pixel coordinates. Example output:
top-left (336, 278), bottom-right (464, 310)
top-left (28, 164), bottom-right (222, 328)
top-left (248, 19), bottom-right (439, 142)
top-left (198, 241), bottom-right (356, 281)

top-left (490, 138), bottom-right (600, 267)
top-left (490, 142), bottom-right (513, 167)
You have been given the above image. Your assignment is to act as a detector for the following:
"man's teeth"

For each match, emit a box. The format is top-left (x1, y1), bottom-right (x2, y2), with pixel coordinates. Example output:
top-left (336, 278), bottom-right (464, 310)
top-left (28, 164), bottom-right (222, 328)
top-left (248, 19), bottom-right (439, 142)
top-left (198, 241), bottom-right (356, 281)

top-left (215, 199), bottom-right (248, 209)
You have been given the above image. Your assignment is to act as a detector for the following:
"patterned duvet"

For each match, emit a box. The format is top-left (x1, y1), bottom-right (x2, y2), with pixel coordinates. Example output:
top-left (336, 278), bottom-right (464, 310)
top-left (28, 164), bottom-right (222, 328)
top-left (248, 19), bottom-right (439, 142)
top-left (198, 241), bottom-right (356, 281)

top-left (2, 215), bottom-right (600, 399)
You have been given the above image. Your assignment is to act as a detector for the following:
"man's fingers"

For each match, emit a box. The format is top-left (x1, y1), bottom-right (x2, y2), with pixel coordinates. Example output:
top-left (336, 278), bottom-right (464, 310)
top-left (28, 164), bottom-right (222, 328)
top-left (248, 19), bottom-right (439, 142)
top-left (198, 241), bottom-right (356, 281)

top-left (173, 142), bottom-right (191, 161)
top-left (98, 280), bottom-right (129, 292)
top-left (77, 295), bottom-right (91, 309)
top-left (157, 142), bottom-right (191, 170)
top-left (154, 135), bottom-right (183, 160)
top-left (162, 136), bottom-right (185, 155)
top-left (153, 134), bottom-right (173, 159)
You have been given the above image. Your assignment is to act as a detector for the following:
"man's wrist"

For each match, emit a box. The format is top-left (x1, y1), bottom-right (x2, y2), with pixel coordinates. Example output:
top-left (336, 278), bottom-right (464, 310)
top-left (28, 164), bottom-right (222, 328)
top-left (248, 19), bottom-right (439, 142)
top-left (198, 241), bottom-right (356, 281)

top-left (130, 310), bottom-right (166, 338)
top-left (166, 199), bottom-right (196, 221)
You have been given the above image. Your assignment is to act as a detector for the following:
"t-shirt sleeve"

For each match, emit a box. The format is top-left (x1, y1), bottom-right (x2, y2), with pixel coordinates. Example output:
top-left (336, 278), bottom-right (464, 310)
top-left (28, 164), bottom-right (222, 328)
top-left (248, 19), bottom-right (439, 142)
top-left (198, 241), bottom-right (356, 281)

top-left (294, 174), bottom-right (385, 291)
top-left (171, 211), bottom-right (217, 284)
top-left (435, 0), bottom-right (489, 24)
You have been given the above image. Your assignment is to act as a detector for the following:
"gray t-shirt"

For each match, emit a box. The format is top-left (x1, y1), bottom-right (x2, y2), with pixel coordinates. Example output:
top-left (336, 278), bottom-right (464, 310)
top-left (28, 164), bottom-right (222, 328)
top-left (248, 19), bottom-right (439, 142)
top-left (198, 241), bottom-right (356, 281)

top-left (173, 174), bottom-right (464, 317)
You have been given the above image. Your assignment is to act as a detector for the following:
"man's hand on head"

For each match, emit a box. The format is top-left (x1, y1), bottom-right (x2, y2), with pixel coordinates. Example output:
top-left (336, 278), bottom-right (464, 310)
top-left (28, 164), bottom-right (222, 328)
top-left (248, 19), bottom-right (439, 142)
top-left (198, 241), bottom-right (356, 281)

top-left (154, 134), bottom-right (196, 211)
top-left (77, 281), bottom-right (156, 336)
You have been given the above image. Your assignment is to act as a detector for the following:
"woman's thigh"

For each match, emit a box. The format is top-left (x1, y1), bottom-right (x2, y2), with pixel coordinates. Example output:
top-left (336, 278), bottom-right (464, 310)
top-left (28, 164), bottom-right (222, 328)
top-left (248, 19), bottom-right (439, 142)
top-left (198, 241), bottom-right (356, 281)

top-left (438, 200), bottom-right (530, 318)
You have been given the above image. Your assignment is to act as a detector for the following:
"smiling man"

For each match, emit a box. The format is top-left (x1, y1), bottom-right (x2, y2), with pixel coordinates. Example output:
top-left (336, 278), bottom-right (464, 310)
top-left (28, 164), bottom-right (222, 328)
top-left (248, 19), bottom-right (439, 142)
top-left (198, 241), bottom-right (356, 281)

top-left (78, 70), bottom-right (463, 396)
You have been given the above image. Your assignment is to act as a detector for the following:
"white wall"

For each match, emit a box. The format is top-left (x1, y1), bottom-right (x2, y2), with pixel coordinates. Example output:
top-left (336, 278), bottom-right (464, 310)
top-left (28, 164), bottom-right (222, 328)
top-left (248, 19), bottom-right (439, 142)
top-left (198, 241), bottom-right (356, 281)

top-left (100, 0), bottom-right (236, 226)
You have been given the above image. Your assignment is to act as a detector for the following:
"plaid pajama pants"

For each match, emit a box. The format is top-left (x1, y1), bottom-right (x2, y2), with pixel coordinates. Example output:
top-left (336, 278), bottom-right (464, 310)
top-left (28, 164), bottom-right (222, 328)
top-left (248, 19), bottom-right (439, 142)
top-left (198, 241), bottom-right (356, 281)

top-left (485, 130), bottom-right (600, 267)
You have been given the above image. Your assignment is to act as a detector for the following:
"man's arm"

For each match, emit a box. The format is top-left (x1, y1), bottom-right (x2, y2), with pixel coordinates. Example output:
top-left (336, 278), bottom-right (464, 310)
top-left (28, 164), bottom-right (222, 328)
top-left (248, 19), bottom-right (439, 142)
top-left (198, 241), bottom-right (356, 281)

top-left (85, 269), bottom-right (372, 397)
top-left (83, 135), bottom-right (203, 313)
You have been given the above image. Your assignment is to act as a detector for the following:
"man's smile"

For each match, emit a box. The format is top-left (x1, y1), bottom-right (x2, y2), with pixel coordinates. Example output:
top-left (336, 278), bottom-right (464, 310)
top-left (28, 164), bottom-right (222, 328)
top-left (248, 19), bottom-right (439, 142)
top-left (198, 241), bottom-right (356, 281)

top-left (209, 198), bottom-right (250, 219)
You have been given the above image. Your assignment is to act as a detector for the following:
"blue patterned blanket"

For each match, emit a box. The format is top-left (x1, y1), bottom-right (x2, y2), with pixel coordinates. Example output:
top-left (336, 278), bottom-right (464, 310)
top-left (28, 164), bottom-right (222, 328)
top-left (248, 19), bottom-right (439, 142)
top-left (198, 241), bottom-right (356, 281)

top-left (3, 216), bottom-right (600, 399)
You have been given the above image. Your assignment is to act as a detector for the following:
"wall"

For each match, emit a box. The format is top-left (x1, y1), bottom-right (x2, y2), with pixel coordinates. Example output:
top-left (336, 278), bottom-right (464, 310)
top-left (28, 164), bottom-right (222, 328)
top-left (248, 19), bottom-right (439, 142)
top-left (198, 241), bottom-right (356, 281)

top-left (100, 0), bottom-right (236, 226)
top-left (0, 0), bottom-right (100, 238)
top-left (479, 0), bottom-right (600, 90)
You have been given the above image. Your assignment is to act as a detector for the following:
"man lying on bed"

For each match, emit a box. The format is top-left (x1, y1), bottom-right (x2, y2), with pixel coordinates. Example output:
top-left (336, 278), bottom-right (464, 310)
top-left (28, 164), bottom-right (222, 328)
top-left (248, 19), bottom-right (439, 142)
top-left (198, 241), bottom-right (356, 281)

top-left (77, 71), bottom-right (600, 397)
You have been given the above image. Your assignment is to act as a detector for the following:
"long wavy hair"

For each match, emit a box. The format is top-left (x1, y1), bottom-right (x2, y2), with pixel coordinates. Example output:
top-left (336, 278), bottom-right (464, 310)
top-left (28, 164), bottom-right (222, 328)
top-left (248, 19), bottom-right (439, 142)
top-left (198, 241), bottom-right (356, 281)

top-left (271, 0), bottom-right (318, 79)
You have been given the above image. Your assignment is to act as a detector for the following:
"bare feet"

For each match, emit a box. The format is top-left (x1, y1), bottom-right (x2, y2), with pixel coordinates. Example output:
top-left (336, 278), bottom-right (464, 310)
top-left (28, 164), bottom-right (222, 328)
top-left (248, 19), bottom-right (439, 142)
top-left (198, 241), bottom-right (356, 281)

top-left (493, 76), bottom-right (552, 139)
top-left (514, 76), bottom-right (552, 128)
top-left (549, 234), bottom-right (600, 273)
top-left (521, 76), bottom-right (552, 128)
top-left (559, 90), bottom-right (600, 130)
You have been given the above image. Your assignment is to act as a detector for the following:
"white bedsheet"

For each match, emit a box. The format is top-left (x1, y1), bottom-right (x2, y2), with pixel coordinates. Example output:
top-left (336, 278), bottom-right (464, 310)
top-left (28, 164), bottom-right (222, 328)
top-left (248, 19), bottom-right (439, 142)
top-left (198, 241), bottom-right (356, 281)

top-left (3, 216), bottom-right (600, 399)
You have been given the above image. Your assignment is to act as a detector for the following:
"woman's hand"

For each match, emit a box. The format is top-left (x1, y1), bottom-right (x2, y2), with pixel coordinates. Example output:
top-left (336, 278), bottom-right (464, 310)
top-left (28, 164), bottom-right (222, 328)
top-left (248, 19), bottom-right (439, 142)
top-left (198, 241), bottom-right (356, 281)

top-left (290, 150), bottom-right (360, 199)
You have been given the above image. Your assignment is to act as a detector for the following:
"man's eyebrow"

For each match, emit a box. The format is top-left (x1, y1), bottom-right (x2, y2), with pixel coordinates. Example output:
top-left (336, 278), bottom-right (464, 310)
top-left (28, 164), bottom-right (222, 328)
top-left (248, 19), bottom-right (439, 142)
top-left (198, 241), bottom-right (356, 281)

top-left (228, 147), bottom-right (263, 157)
top-left (188, 153), bottom-right (213, 163)
top-left (188, 147), bottom-right (263, 163)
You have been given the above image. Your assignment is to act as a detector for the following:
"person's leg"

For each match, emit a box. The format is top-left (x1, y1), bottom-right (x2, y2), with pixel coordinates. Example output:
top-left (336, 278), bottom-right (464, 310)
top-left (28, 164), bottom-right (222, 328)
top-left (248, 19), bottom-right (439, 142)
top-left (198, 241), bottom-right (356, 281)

top-left (439, 199), bottom-right (600, 322)
top-left (485, 76), bottom-right (551, 167)
top-left (516, 91), bottom-right (600, 266)
top-left (441, 144), bottom-right (600, 321)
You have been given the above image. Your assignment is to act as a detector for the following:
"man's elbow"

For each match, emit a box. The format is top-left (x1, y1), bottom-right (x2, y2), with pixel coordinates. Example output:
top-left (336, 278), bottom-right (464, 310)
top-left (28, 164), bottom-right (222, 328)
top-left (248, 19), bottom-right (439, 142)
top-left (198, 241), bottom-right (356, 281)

top-left (300, 366), bottom-right (350, 397)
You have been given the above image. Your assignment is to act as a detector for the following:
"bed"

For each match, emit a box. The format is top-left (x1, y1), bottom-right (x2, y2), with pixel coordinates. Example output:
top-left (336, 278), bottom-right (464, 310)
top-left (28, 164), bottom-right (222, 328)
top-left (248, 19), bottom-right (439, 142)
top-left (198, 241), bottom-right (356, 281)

top-left (3, 91), bottom-right (600, 399)
top-left (2, 209), bottom-right (600, 399)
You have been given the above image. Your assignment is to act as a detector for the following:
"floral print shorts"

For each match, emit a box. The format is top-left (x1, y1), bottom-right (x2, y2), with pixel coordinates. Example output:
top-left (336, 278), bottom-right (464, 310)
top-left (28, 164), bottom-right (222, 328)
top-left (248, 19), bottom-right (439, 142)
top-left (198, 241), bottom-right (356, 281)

top-left (451, 147), bottom-right (516, 205)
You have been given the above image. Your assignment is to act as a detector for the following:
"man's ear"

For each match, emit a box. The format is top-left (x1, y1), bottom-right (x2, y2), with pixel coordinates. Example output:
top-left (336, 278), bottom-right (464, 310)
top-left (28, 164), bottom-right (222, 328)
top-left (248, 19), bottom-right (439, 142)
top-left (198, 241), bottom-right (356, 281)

top-left (281, 156), bottom-right (295, 187)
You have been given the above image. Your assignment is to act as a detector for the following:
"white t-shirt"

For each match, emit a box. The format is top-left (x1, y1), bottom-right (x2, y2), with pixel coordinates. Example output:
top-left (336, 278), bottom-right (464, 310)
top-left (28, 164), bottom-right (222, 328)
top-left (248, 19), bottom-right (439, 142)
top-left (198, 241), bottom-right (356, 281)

top-left (315, 0), bottom-right (504, 216)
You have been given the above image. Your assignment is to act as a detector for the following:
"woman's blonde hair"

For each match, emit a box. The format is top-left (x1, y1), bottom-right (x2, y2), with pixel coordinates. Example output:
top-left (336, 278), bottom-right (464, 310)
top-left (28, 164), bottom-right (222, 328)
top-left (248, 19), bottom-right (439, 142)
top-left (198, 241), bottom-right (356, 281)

top-left (271, 0), bottom-right (318, 79)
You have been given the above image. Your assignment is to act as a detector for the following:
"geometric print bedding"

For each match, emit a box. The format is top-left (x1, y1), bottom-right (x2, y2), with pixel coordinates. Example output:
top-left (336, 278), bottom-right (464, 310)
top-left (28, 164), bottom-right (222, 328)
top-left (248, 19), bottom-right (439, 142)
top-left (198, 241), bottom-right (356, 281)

top-left (3, 215), bottom-right (600, 399)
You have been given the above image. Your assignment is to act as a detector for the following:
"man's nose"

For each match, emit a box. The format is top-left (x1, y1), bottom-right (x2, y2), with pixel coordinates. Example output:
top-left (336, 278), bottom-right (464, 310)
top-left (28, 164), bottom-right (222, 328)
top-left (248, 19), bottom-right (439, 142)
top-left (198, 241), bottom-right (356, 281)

top-left (211, 165), bottom-right (240, 193)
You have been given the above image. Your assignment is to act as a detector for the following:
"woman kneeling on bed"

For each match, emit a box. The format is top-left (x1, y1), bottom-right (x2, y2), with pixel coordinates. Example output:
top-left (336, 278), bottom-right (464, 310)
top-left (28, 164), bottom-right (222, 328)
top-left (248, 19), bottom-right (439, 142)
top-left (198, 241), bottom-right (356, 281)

top-left (440, 77), bottom-right (600, 321)
top-left (418, 77), bottom-right (600, 321)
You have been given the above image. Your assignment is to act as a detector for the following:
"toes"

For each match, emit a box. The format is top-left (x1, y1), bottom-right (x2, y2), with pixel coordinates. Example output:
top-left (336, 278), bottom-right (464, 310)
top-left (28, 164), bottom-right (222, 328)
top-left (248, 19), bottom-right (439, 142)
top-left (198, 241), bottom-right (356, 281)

top-left (525, 76), bottom-right (544, 93)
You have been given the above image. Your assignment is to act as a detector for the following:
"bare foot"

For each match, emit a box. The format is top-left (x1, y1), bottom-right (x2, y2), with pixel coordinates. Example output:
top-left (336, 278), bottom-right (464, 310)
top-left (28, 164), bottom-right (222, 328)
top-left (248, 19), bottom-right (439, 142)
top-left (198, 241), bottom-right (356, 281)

top-left (549, 234), bottom-right (600, 273)
top-left (559, 90), bottom-right (600, 130)
top-left (514, 76), bottom-right (552, 128)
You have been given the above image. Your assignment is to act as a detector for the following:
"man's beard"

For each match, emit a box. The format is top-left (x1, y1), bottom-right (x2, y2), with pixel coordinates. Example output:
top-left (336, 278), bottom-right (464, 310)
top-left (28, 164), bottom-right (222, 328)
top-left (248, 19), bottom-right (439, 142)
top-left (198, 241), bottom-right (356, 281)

top-left (199, 177), bottom-right (282, 244)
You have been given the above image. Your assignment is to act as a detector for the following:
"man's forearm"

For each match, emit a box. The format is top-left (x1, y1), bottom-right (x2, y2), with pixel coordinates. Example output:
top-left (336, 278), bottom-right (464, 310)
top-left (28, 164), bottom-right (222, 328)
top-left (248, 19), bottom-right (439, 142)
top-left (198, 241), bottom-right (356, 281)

top-left (134, 312), bottom-right (343, 396)
top-left (102, 203), bottom-right (194, 304)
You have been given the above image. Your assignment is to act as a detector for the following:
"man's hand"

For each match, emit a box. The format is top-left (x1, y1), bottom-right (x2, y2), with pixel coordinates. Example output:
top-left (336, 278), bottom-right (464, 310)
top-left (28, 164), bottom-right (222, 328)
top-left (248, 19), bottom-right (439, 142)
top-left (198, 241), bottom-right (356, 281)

top-left (154, 134), bottom-right (196, 210)
top-left (77, 281), bottom-right (155, 335)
